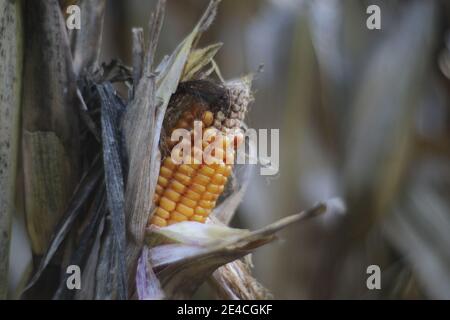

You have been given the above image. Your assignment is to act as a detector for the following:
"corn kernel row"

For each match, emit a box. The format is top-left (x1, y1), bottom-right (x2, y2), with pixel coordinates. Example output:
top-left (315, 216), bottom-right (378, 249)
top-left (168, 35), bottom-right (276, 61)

top-left (149, 107), bottom-right (236, 227)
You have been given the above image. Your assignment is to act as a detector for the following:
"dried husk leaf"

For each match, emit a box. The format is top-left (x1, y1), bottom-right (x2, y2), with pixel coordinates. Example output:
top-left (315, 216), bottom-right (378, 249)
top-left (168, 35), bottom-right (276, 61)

top-left (146, 221), bottom-right (251, 248)
top-left (70, 0), bottom-right (106, 76)
top-left (98, 83), bottom-right (128, 299)
top-left (181, 43), bottom-right (223, 81)
top-left (94, 218), bottom-right (118, 300)
top-left (0, 0), bottom-right (23, 299)
top-left (210, 259), bottom-right (272, 300)
top-left (131, 27), bottom-right (144, 91)
top-left (136, 246), bottom-right (165, 300)
top-left (23, 157), bottom-right (103, 293)
top-left (123, 0), bottom-right (165, 289)
top-left (53, 189), bottom-right (106, 299)
top-left (141, 200), bottom-right (336, 299)
top-left (22, 0), bottom-right (80, 259)
top-left (22, 132), bottom-right (74, 255)
top-left (74, 213), bottom-right (106, 300)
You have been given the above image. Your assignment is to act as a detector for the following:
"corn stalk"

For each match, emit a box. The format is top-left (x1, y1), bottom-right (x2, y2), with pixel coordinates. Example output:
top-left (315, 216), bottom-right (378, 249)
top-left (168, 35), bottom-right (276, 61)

top-left (0, 0), bottom-right (23, 299)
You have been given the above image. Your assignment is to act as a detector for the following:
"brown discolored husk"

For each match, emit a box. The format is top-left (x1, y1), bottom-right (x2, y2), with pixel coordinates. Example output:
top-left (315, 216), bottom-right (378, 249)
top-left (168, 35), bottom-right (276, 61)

top-left (210, 259), bottom-right (273, 300)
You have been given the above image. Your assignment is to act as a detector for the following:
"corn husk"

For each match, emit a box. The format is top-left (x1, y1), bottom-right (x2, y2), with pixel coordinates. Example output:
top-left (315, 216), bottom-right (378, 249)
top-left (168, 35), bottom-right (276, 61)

top-left (138, 200), bottom-right (342, 299)
top-left (123, 0), bottom-right (221, 293)
top-left (0, 0), bottom-right (23, 299)
top-left (20, 0), bottom-right (342, 300)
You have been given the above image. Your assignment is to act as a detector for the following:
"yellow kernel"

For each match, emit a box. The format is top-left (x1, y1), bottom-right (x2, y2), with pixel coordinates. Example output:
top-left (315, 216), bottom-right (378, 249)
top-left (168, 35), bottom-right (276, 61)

top-left (176, 203), bottom-right (194, 217)
top-left (199, 166), bottom-right (215, 177)
top-left (185, 190), bottom-right (201, 201)
top-left (159, 197), bottom-right (176, 212)
top-left (191, 163), bottom-right (201, 170)
top-left (164, 189), bottom-right (181, 202)
top-left (207, 184), bottom-right (224, 194)
top-left (156, 184), bottom-right (164, 195)
top-left (192, 174), bottom-right (210, 186)
top-left (194, 206), bottom-right (208, 216)
top-left (202, 192), bottom-right (217, 201)
top-left (158, 176), bottom-right (169, 187)
top-left (163, 157), bottom-right (177, 170)
top-left (211, 173), bottom-right (226, 185)
top-left (171, 211), bottom-right (188, 222)
top-left (178, 164), bottom-right (196, 176)
top-left (170, 180), bottom-right (186, 194)
top-left (191, 183), bottom-right (206, 194)
top-left (216, 165), bottom-right (232, 177)
top-left (150, 216), bottom-right (167, 227)
top-left (149, 105), bottom-right (239, 228)
top-left (159, 166), bottom-right (172, 178)
top-left (155, 207), bottom-right (170, 219)
top-left (198, 199), bottom-right (215, 209)
top-left (191, 215), bottom-right (206, 223)
top-left (202, 111), bottom-right (214, 127)
top-left (174, 172), bottom-right (191, 185)
top-left (180, 196), bottom-right (197, 208)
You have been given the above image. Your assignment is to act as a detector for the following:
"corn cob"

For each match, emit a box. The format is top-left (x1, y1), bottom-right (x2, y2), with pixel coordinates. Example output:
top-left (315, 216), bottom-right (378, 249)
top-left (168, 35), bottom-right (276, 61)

top-left (148, 80), bottom-right (251, 227)
top-left (150, 110), bottom-right (236, 227)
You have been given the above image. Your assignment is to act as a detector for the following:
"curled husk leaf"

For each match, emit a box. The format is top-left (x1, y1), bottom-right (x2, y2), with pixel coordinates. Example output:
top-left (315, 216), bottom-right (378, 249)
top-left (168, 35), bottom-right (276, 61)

top-left (137, 199), bottom-right (344, 299)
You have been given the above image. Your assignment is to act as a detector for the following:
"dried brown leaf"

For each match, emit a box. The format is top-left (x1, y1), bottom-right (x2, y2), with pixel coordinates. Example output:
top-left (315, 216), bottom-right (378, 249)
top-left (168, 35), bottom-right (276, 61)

top-left (142, 200), bottom-right (335, 299)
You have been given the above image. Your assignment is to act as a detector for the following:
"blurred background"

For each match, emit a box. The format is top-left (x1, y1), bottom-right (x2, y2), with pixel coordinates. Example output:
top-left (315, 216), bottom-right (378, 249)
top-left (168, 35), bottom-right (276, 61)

top-left (9, 0), bottom-right (450, 299)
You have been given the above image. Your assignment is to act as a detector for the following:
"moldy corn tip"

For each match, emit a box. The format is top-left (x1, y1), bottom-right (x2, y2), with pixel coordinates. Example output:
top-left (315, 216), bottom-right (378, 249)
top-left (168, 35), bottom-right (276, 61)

top-left (149, 79), bottom-right (252, 227)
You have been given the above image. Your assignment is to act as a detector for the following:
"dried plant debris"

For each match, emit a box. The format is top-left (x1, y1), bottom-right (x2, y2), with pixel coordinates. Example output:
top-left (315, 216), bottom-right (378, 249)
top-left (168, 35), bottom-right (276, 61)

top-left (22, 0), bottom-right (80, 260)
top-left (210, 259), bottom-right (273, 300)
top-left (139, 200), bottom-right (341, 299)
top-left (181, 43), bottom-right (223, 81)
top-left (24, 78), bottom-right (131, 299)
top-left (20, 0), bottom-right (335, 300)
top-left (70, 0), bottom-right (106, 76)
top-left (23, 156), bottom-right (103, 293)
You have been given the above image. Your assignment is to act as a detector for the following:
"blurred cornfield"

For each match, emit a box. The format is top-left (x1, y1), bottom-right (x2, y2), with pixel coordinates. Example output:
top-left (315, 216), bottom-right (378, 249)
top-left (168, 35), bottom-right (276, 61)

top-left (2, 0), bottom-right (450, 299)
